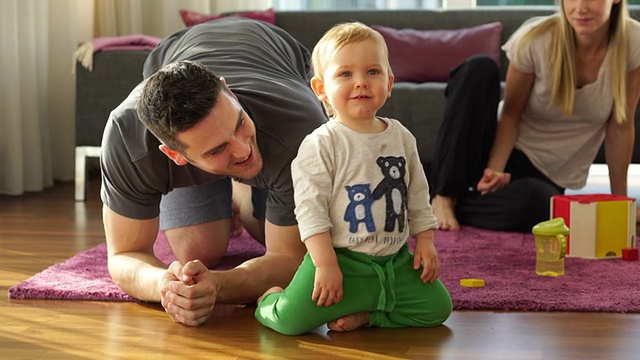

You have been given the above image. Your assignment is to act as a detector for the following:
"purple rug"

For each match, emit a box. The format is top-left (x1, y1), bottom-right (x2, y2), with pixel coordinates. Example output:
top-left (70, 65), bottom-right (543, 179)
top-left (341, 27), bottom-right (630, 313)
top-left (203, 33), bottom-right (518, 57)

top-left (8, 227), bottom-right (640, 313)
top-left (8, 230), bottom-right (265, 302)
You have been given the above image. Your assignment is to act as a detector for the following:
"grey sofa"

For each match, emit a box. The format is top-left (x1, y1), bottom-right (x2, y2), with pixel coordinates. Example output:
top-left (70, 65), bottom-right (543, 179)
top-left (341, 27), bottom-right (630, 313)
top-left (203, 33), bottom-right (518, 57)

top-left (75, 6), bottom-right (640, 200)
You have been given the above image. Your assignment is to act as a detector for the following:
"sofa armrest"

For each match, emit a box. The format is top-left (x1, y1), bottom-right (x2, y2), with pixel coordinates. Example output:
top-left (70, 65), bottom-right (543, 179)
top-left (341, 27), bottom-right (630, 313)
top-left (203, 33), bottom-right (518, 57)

top-left (75, 50), bottom-right (149, 147)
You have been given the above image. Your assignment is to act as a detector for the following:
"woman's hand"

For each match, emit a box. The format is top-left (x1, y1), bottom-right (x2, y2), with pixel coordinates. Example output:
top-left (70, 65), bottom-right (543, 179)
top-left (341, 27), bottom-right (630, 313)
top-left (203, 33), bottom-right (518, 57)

top-left (476, 168), bottom-right (511, 194)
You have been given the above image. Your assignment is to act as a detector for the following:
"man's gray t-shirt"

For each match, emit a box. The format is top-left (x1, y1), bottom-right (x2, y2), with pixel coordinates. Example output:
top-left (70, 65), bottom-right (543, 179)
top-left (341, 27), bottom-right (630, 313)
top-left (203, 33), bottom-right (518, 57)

top-left (100, 17), bottom-right (327, 226)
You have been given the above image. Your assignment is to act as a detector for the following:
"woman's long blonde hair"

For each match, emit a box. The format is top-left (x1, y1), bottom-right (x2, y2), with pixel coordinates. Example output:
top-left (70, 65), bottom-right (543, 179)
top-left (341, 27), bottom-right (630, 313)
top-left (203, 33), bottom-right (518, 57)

top-left (510, 0), bottom-right (629, 123)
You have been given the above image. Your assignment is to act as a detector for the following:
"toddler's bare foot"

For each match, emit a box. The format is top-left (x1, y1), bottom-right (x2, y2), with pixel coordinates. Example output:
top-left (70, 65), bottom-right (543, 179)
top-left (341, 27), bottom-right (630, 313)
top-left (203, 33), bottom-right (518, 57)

top-left (432, 195), bottom-right (460, 231)
top-left (257, 286), bottom-right (283, 304)
top-left (327, 312), bottom-right (370, 332)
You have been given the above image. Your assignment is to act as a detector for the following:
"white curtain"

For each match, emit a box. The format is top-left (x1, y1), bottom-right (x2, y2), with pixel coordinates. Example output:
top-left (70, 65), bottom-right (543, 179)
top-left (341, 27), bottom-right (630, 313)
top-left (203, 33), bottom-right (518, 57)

top-left (0, 0), bottom-right (270, 196)
top-left (0, 0), bottom-right (76, 195)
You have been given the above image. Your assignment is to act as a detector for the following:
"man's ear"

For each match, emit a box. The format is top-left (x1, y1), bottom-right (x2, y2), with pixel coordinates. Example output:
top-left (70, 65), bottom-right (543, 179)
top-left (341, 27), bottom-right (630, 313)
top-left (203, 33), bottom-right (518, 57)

top-left (310, 76), bottom-right (326, 102)
top-left (159, 144), bottom-right (188, 166)
top-left (219, 76), bottom-right (239, 101)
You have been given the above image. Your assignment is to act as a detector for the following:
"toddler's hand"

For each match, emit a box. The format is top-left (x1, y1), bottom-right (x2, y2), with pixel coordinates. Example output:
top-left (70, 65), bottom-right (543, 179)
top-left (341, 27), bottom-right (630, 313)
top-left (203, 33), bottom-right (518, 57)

top-left (413, 240), bottom-right (440, 283)
top-left (312, 264), bottom-right (343, 307)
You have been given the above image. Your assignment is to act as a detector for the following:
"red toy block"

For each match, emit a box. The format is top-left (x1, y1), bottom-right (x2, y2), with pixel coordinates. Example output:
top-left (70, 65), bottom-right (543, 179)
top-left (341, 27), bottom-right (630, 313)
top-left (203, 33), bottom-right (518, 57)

top-left (622, 248), bottom-right (639, 261)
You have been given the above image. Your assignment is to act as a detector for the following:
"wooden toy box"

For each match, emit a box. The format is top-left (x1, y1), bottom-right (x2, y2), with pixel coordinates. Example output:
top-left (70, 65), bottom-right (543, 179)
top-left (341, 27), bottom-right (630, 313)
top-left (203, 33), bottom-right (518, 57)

top-left (550, 194), bottom-right (636, 259)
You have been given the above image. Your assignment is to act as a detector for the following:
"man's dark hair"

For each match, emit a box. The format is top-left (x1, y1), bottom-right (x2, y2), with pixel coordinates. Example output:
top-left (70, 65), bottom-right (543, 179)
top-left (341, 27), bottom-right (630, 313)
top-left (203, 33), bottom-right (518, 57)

top-left (137, 60), bottom-right (226, 152)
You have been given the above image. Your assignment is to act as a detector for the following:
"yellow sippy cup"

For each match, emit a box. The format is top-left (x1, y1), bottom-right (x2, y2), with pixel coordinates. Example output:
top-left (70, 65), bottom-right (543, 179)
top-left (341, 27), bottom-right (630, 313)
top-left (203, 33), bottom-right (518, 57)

top-left (532, 217), bottom-right (569, 277)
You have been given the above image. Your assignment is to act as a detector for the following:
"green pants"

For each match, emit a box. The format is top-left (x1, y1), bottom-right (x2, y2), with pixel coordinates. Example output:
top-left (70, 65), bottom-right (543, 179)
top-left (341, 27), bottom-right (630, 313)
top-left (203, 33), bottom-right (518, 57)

top-left (255, 244), bottom-right (452, 335)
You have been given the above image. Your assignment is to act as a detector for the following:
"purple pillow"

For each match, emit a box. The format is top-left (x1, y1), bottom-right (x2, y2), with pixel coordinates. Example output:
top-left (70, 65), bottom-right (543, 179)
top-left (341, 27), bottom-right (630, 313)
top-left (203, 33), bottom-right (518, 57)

top-left (373, 22), bottom-right (503, 83)
top-left (179, 8), bottom-right (276, 27)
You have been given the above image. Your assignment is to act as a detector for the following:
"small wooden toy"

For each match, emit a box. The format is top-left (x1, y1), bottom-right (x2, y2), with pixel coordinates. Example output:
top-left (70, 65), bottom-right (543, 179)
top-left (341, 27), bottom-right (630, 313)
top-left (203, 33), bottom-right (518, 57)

top-left (622, 248), bottom-right (639, 261)
top-left (460, 278), bottom-right (485, 287)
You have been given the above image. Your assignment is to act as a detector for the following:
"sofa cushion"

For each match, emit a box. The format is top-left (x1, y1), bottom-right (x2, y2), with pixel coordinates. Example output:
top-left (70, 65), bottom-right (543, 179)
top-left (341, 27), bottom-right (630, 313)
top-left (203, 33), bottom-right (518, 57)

top-left (373, 22), bottom-right (503, 83)
top-left (179, 8), bottom-right (276, 27)
top-left (378, 82), bottom-right (446, 168)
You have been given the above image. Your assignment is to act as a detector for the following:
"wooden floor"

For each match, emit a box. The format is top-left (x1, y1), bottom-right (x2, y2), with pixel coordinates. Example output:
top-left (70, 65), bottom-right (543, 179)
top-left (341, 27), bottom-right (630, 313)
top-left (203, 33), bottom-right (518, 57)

top-left (2, 179), bottom-right (640, 360)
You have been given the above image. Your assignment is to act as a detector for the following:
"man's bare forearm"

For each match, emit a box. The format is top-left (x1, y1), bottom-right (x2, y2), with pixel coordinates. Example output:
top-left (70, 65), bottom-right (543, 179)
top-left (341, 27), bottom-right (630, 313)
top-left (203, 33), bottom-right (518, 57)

top-left (214, 223), bottom-right (306, 304)
top-left (103, 206), bottom-right (168, 301)
top-left (108, 252), bottom-right (167, 302)
top-left (213, 250), bottom-right (303, 304)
